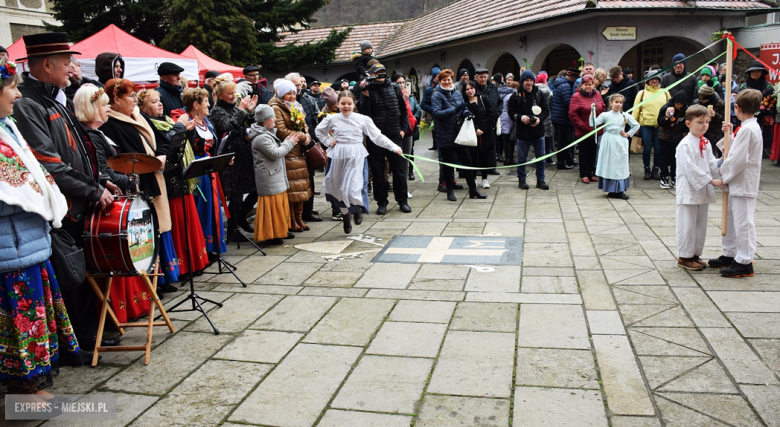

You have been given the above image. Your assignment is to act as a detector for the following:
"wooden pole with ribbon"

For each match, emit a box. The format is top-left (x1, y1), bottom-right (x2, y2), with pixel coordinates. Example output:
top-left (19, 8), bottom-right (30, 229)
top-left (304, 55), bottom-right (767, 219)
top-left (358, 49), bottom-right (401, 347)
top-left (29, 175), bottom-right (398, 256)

top-left (721, 33), bottom-right (734, 236)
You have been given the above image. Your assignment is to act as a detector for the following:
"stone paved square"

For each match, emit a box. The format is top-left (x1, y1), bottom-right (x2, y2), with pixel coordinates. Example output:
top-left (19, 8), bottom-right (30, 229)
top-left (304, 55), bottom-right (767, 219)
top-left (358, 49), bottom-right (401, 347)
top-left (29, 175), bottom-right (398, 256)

top-left (11, 134), bottom-right (780, 427)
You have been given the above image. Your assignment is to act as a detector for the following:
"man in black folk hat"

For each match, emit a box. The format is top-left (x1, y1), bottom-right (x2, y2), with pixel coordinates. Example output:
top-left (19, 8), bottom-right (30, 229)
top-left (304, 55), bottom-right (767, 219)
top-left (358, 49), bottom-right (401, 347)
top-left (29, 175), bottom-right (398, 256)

top-left (12, 32), bottom-right (117, 360)
top-left (156, 61), bottom-right (185, 117)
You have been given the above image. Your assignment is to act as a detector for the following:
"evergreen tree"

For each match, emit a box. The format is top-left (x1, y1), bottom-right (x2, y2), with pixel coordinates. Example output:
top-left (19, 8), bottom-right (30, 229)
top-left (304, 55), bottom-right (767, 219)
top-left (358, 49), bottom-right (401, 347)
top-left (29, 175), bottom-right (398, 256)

top-left (46, 0), bottom-right (351, 71)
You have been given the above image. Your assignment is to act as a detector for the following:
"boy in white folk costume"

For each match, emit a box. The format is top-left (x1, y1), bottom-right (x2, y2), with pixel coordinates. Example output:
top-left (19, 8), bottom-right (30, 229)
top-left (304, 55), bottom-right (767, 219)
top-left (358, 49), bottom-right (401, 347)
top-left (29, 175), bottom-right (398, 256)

top-left (709, 89), bottom-right (764, 277)
top-left (675, 105), bottom-right (724, 271)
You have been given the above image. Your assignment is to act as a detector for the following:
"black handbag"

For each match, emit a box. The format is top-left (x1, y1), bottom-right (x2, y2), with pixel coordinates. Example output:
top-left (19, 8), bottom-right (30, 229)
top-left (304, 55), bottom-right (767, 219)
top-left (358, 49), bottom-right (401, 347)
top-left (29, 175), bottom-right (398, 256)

top-left (49, 227), bottom-right (86, 291)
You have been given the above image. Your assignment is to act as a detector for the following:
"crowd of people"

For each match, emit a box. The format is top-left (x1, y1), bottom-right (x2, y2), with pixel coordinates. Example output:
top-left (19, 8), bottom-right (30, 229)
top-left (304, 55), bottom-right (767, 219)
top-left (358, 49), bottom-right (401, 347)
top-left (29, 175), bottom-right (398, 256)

top-left (0, 29), bottom-right (775, 396)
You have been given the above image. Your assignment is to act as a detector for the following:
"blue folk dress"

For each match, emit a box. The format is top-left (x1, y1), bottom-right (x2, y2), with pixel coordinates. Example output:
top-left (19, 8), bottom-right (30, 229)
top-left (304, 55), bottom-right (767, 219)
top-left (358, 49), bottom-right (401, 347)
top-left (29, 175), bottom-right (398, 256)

top-left (593, 110), bottom-right (640, 193)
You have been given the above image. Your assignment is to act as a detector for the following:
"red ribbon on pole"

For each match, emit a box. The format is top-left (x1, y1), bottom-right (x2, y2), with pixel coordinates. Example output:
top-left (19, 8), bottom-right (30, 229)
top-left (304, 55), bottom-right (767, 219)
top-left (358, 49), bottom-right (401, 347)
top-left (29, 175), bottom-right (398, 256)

top-left (722, 33), bottom-right (780, 77)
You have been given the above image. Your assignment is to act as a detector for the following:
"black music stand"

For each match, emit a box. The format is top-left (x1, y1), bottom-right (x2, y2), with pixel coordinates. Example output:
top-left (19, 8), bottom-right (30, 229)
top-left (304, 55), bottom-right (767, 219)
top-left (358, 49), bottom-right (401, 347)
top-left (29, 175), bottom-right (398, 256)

top-left (225, 197), bottom-right (266, 254)
top-left (165, 153), bottom-right (234, 334)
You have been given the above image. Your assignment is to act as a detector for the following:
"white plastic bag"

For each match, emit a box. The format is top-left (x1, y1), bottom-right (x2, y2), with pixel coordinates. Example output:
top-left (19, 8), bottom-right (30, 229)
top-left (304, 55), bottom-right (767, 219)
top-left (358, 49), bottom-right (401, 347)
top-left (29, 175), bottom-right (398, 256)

top-left (495, 117), bottom-right (502, 135)
top-left (455, 118), bottom-right (478, 147)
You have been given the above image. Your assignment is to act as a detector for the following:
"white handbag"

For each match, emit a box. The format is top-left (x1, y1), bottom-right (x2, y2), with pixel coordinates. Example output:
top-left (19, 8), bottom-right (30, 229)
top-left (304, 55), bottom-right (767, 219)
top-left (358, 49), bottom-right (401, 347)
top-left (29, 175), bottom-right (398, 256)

top-left (455, 118), bottom-right (478, 147)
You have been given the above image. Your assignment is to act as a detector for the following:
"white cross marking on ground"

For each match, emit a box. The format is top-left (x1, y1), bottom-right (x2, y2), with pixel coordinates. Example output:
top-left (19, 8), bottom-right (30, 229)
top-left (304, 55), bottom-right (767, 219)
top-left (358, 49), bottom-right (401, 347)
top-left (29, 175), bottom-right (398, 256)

top-left (384, 237), bottom-right (509, 263)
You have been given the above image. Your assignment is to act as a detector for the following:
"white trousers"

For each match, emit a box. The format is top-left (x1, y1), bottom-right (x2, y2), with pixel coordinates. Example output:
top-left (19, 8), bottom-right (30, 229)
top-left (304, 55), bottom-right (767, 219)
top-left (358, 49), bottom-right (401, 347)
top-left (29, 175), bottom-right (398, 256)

top-left (676, 203), bottom-right (709, 259)
top-left (722, 195), bottom-right (757, 264)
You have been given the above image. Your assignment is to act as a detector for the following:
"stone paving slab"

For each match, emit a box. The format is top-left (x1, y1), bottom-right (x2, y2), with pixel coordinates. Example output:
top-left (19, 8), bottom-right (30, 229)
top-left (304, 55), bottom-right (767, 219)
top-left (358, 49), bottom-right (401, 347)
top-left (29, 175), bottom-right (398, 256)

top-left (30, 154), bottom-right (780, 427)
top-left (427, 331), bottom-right (515, 398)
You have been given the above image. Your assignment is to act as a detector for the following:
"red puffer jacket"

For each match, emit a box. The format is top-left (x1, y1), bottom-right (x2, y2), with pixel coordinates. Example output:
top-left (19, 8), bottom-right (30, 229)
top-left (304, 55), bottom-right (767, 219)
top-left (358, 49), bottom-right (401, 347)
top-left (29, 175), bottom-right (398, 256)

top-left (568, 88), bottom-right (605, 138)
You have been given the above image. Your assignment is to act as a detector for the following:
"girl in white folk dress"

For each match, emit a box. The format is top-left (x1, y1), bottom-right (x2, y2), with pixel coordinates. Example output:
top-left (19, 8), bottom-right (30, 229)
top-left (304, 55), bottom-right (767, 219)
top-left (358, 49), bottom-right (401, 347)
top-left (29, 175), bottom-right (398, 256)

top-left (316, 91), bottom-right (402, 234)
top-left (591, 93), bottom-right (640, 200)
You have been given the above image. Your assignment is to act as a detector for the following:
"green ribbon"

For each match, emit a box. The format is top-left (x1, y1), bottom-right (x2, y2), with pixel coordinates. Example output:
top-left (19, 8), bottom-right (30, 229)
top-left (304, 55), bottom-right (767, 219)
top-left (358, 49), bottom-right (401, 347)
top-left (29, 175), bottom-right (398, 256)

top-left (402, 51), bottom-right (727, 182)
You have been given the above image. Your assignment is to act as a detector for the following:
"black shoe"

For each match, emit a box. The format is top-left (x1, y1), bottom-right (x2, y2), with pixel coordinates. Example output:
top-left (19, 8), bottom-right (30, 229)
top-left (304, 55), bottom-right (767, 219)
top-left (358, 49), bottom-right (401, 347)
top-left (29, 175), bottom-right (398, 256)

top-left (437, 183), bottom-right (447, 193)
top-left (708, 255), bottom-right (734, 268)
top-left (518, 181), bottom-right (529, 190)
top-left (546, 159), bottom-right (555, 165)
top-left (488, 169), bottom-right (501, 175)
top-left (376, 203), bottom-right (388, 215)
top-left (399, 203), bottom-right (412, 213)
top-left (469, 189), bottom-right (487, 199)
top-left (643, 167), bottom-right (652, 180)
top-left (447, 188), bottom-right (457, 201)
top-left (86, 335), bottom-right (122, 349)
top-left (536, 181), bottom-right (549, 190)
top-left (720, 261), bottom-right (754, 278)
top-left (608, 192), bottom-right (630, 200)
top-left (497, 154), bottom-right (504, 163)
top-left (353, 211), bottom-right (363, 225)
top-left (652, 167), bottom-right (661, 180)
top-left (238, 220), bottom-right (254, 233)
top-left (557, 163), bottom-right (573, 170)
top-left (61, 349), bottom-right (100, 366)
top-left (572, 159), bottom-right (579, 165)
top-left (158, 282), bottom-right (178, 293)
top-left (266, 238), bottom-right (284, 245)
top-left (408, 170), bottom-right (415, 180)
top-left (451, 183), bottom-right (464, 190)
top-left (343, 213), bottom-right (352, 233)
top-left (428, 145), bottom-right (436, 150)
top-left (283, 232), bottom-right (295, 239)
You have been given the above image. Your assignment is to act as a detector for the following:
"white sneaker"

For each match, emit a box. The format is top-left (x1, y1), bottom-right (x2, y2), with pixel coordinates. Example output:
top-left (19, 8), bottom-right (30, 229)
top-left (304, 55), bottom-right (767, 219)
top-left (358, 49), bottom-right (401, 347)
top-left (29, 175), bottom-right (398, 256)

top-left (659, 177), bottom-right (670, 189)
top-left (407, 192), bottom-right (413, 199)
top-left (482, 179), bottom-right (490, 189)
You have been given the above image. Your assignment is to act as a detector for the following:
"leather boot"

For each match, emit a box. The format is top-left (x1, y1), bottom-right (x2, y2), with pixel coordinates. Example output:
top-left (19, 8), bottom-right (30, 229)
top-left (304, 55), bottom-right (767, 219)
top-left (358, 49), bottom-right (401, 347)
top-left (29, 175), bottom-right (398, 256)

top-left (289, 202), bottom-right (303, 232)
top-left (446, 183), bottom-right (457, 202)
top-left (343, 213), bottom-right (352, 234)
top-left (295, 203), bottom-right (309, 231)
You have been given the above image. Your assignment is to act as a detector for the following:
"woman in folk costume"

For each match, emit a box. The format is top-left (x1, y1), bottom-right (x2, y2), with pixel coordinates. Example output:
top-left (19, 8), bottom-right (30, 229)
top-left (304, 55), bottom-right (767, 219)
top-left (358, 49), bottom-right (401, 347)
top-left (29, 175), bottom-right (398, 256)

top-left (176, 87), bottom-right (228, 256)
top-left (316, 91), bottom-right (402, 233)
top-left (592, 93), bottom-right (640, 200)
top-left (0, 60), bottom-right (83, 393)
top-left (100, 79), bottom-right (208, 284)
top-left (248, 104), bottom-right (300, 244)
top-left (73, 84), bottom-right (153, 319)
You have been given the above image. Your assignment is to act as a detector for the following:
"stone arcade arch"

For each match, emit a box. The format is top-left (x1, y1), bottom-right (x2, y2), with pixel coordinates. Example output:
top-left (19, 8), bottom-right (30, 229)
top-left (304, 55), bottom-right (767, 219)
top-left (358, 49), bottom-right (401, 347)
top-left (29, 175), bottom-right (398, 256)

top-left (617, 36), bottom-right (711, 78)
top-left (533, 43), bottom-right (583, 77)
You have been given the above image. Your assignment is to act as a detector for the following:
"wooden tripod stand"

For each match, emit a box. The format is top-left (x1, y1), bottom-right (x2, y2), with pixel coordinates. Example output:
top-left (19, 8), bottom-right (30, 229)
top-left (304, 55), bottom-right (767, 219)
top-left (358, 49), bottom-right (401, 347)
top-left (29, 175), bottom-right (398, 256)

top-left (86, 258), bottom-right (175, 366)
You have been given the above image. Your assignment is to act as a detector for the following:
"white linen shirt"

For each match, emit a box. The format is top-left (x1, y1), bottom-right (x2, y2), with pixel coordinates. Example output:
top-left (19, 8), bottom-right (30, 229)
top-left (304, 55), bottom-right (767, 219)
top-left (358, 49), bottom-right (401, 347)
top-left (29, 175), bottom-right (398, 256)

top-left (675, 133), bottom-right (721, 205)
top-left (316, 112), bottom-right (401, 159)
top-left (716, 117), bottom-right (762, 198)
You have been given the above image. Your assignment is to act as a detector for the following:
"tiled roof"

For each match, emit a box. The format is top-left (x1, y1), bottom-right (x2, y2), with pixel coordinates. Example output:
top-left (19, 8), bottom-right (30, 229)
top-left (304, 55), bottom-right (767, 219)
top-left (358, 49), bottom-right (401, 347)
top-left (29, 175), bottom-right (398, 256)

top-left (276, 21), bottom-right (407, 63)
top-left (279, 0), bottom-right (773, 61)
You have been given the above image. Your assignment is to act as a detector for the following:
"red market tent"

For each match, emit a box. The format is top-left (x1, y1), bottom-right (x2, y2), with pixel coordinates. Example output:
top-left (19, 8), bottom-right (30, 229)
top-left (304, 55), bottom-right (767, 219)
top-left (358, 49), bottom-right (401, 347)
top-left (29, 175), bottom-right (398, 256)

top-left (70, 24), bottom-right (198, 83)
top-left (6, 37), bottom-right (28, 70)
top-left (179, 45), bottom-right (244, 85)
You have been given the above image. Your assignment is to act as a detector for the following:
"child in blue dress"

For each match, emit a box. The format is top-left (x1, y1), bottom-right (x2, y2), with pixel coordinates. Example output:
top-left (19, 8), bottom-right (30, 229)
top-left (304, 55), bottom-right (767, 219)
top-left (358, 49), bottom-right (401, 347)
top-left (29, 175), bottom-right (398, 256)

top-left (591, 94), bottom-right (640, 200)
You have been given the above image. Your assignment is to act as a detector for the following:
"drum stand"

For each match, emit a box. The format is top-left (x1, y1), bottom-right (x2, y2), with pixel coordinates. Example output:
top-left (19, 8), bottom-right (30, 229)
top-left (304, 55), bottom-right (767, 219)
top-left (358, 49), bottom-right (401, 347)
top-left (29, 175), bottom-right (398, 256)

top-left (87, 258), bottom-right (175, 366)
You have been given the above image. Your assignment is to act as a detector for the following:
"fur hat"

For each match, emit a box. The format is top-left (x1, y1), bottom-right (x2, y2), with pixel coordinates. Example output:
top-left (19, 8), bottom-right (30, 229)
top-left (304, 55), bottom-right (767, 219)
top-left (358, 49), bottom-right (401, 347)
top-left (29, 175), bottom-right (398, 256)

top-left (275, 79), bottom-right (297, 98)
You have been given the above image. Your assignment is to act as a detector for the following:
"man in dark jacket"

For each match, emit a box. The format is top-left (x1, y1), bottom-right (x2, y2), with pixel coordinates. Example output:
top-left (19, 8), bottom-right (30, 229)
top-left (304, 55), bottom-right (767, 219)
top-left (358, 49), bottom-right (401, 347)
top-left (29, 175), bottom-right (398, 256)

top-left (475, 68), bottom-right (501, 174)
top-left (551, 67), bottom-right (579, 169)
top-left (156, 62), bottom-right (185, 117)
top-left (94, 52), bottom-right (124, 85)
top-left (661, 53), bottom-right (696, 104)
top-left (13, 32), bottom-right (116, 357)
top-left (244, 65), bottom-right (273, 105)
top-left (65, 57), bottom-right (103, 100)
top-left (508, 70), bottom-right (550, 190)
top-left (204, 70), bottom-right (220, 108)
top-left (605, 66), bottom-right (637, 112)
top-left (359, 63), bottom-right (411, 214)
top-left (308, 80), bottom-right (325, 110)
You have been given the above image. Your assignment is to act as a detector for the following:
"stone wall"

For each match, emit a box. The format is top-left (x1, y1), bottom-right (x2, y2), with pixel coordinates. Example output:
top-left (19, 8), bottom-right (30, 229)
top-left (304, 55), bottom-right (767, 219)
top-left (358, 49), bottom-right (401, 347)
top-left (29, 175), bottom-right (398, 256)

top-left (733, 48), bottom-right (760, 84)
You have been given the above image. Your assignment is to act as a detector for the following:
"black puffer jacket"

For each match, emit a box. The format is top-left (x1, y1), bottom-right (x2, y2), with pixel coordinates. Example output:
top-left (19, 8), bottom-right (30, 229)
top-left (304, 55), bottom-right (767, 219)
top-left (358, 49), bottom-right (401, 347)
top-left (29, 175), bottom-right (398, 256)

top-left (211, 98), bottom-right (256, 195)
top-left (94, 52), bottom-right (124, 85)
top-left (358, 80), bottom-right (409, 138)
top-left (476, 81), bottom-right (502, 124)
top-left (657, 91), bottom-right (689, 142)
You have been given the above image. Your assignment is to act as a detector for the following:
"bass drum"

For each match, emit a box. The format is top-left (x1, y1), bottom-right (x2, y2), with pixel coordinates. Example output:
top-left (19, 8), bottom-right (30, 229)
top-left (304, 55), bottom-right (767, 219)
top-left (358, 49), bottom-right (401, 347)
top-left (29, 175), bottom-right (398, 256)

top-left (84, 194), bottom-right (159, 275)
